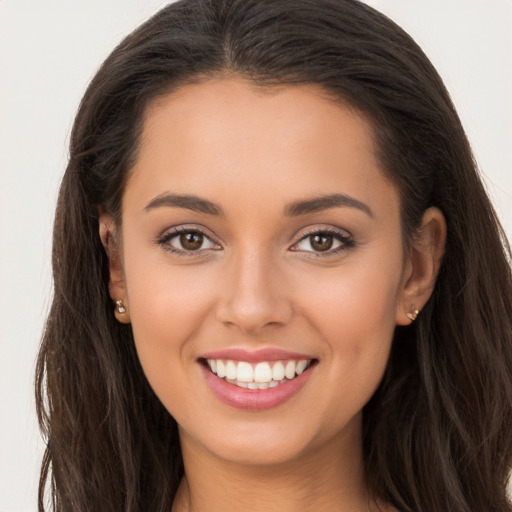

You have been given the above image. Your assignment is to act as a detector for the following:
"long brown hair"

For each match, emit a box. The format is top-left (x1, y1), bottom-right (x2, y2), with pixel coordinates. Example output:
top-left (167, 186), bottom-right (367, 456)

top-left (36, 0), bottom-right (512, 510)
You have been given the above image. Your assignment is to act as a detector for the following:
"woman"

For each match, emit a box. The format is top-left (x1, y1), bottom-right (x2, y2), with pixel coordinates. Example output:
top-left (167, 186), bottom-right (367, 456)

top-left (36, 0), bottom-right (512, 511)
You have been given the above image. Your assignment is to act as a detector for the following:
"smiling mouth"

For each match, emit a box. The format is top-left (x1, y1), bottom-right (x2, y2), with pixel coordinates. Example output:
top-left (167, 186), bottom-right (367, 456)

top-left (201, 358), bottom-right (317, 389)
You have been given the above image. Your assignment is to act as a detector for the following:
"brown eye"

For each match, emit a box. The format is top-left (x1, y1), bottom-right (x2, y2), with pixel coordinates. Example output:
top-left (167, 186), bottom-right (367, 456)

top-left (180, 232), bottom-right (204, 250)
top-left (159, 229), bottom-right (219, 253)
top-left (292, 229), bottom-right (350, 255)
top-left (310, 234), bottom-right (333, 252)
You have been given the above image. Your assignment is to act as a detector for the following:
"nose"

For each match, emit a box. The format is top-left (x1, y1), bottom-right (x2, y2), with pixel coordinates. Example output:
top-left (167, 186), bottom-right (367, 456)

top-left (215, 248), bottom-right (293, 334)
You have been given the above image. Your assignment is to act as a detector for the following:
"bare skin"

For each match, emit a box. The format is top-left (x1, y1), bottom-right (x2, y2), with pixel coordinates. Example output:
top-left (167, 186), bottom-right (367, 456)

top-left (100, 78), bottom-right (445, 512)
top-left (172, 413), bottom-right (381, 512)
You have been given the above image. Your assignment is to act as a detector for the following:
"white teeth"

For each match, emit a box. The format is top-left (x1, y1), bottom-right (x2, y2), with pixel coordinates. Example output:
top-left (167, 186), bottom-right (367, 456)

top-left (236, 361), bottom-right (254, 382)
top-left (206, 357), bottom-right (313, 388)
top-left (216, 360), bottom-right (226, 378)
top-left (296, 360), bottom-right (307, 375)
top-left (285, 361), bottom-right (296, 380)
top-left (272, 361), bottom-right (285, 381)
top-left (225, 360), bottom-right (237, 380)
top-left (227, 379), bottom-right (282, 389)
top-left (254, 362), bottom-right (272, 383)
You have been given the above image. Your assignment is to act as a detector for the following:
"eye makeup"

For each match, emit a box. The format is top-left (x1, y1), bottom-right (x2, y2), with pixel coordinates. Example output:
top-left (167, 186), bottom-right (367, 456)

top-left (156, 225), bottom-right (221, 257)
top-left (155, 223), bottom-right (355, 259)
top-left (290, 226), bottom-right (355, 257)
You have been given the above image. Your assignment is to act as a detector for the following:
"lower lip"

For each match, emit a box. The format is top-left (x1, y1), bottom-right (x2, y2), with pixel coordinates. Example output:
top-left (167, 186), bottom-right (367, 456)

top-left (201, 364), bottom-right (314, 411)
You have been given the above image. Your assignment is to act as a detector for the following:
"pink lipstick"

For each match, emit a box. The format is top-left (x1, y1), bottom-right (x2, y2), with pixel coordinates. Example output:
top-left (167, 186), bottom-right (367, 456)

top-left (199, 348), bottom-right (316, 411)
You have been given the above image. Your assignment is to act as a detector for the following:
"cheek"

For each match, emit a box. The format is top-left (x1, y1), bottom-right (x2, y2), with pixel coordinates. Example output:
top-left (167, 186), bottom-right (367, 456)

top-left (301, 254), bottom-right (401, 336)
top-left (296, 252), bottom-right (402, 397)
top-left (122, 251), bottom-right (218, 384)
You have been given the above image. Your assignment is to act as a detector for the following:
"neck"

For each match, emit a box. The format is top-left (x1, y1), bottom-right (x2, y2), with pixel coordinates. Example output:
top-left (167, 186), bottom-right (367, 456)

top-left (172, 418), bottom-right (383, 512)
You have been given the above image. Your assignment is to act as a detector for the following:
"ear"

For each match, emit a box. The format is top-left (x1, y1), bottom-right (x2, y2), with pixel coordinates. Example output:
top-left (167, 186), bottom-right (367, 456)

top-left (396, 207), bottom-right (446, 325)
top-left (99, 211), bottom-right (130, 324)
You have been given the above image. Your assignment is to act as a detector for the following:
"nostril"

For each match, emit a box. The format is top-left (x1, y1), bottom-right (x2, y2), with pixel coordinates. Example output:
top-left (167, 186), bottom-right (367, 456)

top-left (215, 301), bottom-right (294, 334)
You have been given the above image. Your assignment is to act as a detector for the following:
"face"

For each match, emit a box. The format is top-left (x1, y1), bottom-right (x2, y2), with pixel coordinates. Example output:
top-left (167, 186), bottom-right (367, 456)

top-left (111, 79), bottom-right (411, 467)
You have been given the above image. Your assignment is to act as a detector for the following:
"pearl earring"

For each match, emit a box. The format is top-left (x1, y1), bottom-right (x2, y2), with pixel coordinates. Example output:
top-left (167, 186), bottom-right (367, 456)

top-left (406, 306), bottom-right (419, 322)
top-left (115, 300), bottom-right (126, 314)
top-left (114, 299), bottom-right (130, 323)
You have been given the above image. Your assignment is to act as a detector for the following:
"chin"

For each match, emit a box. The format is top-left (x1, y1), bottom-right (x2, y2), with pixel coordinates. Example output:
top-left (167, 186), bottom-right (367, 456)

top-left (205, 435), bottom-right (314, 467)
top-left (178, 410), bottom-right (355, 469)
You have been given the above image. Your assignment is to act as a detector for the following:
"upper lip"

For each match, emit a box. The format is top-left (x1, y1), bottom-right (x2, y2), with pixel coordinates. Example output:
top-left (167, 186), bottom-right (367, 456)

top-left (200, 348), bottom-right (315, 362)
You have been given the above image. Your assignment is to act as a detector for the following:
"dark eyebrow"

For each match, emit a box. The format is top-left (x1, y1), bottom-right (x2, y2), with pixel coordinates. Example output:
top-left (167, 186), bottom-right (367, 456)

top-left (144, 193), bottom-right (224, 216)
top-left (284, 193), bottom-right (373, 218)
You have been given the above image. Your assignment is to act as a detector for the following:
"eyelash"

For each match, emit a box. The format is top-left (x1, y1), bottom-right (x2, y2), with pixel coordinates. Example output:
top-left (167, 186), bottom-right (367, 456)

top-left (156, 227), bottom-right (220, 257)
top-left (156, 226), bottom-right (354, 257)
top-left (291, 227), bottom-right (354, 257)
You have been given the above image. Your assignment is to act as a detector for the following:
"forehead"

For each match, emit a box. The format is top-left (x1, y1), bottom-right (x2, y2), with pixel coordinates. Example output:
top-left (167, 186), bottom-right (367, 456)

top-left (125, 78), bottom-right (398, 222)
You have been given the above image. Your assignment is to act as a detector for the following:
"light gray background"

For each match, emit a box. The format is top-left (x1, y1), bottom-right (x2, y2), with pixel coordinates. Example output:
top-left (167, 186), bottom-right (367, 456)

top-left (1, 1), bottom-right (511, 510)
